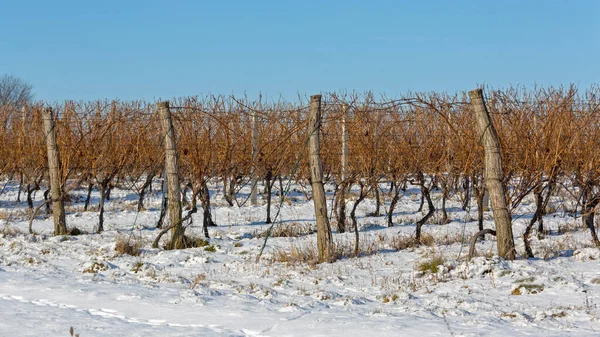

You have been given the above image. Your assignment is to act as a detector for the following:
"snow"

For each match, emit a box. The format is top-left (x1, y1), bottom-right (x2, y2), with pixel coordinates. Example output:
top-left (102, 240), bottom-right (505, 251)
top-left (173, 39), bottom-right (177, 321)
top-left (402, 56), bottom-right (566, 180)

top-left (1, 182), bottom-right (599, 336)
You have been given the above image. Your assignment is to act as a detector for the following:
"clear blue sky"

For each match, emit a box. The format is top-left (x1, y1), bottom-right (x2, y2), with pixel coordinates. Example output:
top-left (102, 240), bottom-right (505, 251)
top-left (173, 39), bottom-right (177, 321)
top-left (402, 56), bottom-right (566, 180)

top-left (1, 0), bottom-right (598, 101)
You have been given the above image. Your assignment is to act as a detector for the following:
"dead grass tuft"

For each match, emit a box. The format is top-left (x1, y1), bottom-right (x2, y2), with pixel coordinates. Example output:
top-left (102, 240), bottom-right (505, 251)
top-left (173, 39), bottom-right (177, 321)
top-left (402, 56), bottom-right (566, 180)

top-left (82, 261), bottom-right (108, 273)
top-left (535, 236), bottom-right (595, 260)
top-left (272, 237), bottom-right (383, 265)
top-left (185, 235), bottom-right (213, 248)
top-left (0, 209), bottom-right (30, 222)
top-left (417, 254), bottom-right (445, 274)
top-left (384, 234), bottom-right (415, 250)
top-left (556, 221), bottom-right (580, 235)
top-left (420, 233), bottom-right (435, 246)
top-left (69, 326), bottom-right (80, 337)
top-left (259, 222), bottom-right (316, 238)
top-left (511, 283), bottom-right (544, 295)
top-left (378, 233), bottom-right (436, 251)
top-left (190, 273), bottom-right (207, 289)
top-left (272, 244), bottom-right (318, 266)
top-left (114, 235), bottom-right (142, 256)
top-left (436, 232), bottom-right (466, 246)
top-left (1, 224), bottom-right (22, 238)
top-left (333, 237), bottom-right (379, 258)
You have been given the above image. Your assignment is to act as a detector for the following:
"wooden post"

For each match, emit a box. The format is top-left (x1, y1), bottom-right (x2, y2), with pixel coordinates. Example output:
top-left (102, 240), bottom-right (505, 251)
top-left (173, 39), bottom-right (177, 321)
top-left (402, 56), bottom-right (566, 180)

top-left (337, 103), bottom-right (349, 232)
top-left (250, 112), bottom-right (258, 205)
top-left (469, 89), bottom-right (515, 260)
top-left (17, 106), bottom-right (28, 204)
top-left (372, 108), bottom-right (381, 216)
top-left (21, 106), bottom-right (28, 135)
top-left (341, 104), bottom-right (349, 183)
top-left (308, 94), bottom-right (334, 263)
top-left (42, 107), bottom-right (68, 235)
top-left (158, 101), bottom-right (184, 249)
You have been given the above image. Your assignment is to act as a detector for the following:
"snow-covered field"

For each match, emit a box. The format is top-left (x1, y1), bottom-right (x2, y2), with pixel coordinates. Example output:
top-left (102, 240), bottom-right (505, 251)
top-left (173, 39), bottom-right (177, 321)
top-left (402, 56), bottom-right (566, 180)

top-left (1, 182), bottom-right (599, 336)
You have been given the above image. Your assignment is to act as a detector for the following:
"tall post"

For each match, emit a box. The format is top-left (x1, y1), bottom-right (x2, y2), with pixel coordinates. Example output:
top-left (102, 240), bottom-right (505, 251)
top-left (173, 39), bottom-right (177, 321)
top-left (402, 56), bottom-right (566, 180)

top-left (372, 108), bottom-right (381, 216)
top-left (341, 104), bottom-right (349, 183)
top-left (42, 107), bottom-right (68, 235)
top-left (250, 112), bottom-right (258, 205)
top-left (158, 101), bottom-right (184, 249)
top-left (308, 94), bottom-right (334, 263)
top-left (469, 89), bottom-right (515, 260)
top-left (337, 103), bottom-right (349, 233)
top-left (21, 106), bottom-right (28, 136)
top-left (17, 106), bottom-right (28, 204)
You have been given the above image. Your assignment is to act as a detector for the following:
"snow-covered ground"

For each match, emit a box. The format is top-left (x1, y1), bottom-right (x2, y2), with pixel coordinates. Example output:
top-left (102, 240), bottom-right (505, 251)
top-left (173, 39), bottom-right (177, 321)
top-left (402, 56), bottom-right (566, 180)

top-left (1, 182), bottom-right (599, 336)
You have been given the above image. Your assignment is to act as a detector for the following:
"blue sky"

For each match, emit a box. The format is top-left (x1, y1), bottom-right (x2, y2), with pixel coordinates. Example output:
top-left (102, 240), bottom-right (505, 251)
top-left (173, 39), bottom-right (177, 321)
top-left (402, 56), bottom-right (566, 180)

top-left (1, 0), bottom-right (598, 101)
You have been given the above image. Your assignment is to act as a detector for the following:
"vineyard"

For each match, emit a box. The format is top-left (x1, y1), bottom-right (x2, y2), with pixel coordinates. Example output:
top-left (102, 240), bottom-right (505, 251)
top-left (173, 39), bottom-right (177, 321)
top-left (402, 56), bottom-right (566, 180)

top-left (1, 85), bottom-right (600, 336)
top-left (1, 85), bottom-right (599, 252)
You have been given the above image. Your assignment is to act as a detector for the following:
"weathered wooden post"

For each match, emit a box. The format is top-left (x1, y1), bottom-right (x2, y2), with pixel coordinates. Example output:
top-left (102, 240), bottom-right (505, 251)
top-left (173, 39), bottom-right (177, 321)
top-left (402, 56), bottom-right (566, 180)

top-left (158, 101), bottom-right (185, 249)
top-left (469, 89), bottom-right (515, 260)
top-left (337, 103), bottom-right (349, 232)
top-left (17, 106), bottom-right (28, 204)
top-left (341, 103), bottom-right (349, 185)
top-left (372, 108), bottom-right (381, 216)
top-left (42, 107), bottom-right (68, 235)
top-left (250, 112), bottom-right (258, 205)
top-left (308, 94), bottom-right (334, 263)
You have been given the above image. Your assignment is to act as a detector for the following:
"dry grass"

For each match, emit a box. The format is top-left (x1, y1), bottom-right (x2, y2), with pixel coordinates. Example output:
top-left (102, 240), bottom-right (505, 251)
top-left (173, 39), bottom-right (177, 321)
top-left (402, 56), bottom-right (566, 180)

top-left (271, 232), bottom-right (441, 263)
top-left (66, 205), bottom-right (99, 213)
top-left (0, 209), bottom-right (31, 222)
top-left (82, 261), bottom-right (108, 273)
top-left (185, 235), bottom-right (210, 247)
top-left (387, 235), bottom-right (416, 250)
top-left (131, 260), bottom-right (144, 273)
top-left (435, 232), bottom-right (467, 246)
top-left (536, 235), bottom-right (596, 260)
top-left (114, 235), bottom-right (142, 256)
top-left (259, 222), bottom-right (316, 238)
top-left (204, 245), bottom-right (217, 252)
top-left (372, 232), bottom-right (436, 251)
top-left (272, 236), bottom-right (384, 265)
top-left (69, 326), bottom-right (80, 337)
top-left (511, 283), bottom-right (544, 295)
top-left (272, 244), bottom-right (319, 265)
top-left (420, 233), bottom-right (435, 246)
top-left (189, 273), bottom-right (207, 289)
top-left (120, 202), bottom-right (139, 212)
top-left (0, 224), bottom-right (22, 238)
top-left (556, 221), bottom-right (580, 235)
top-left (427, 213), bottom-right (448, 226)
top-left (334, 236), bottom-right (379, 258)
top-left (381, 293), bottom-right (399, 303)
top-left (417, 254), bottom-right (445, 274)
